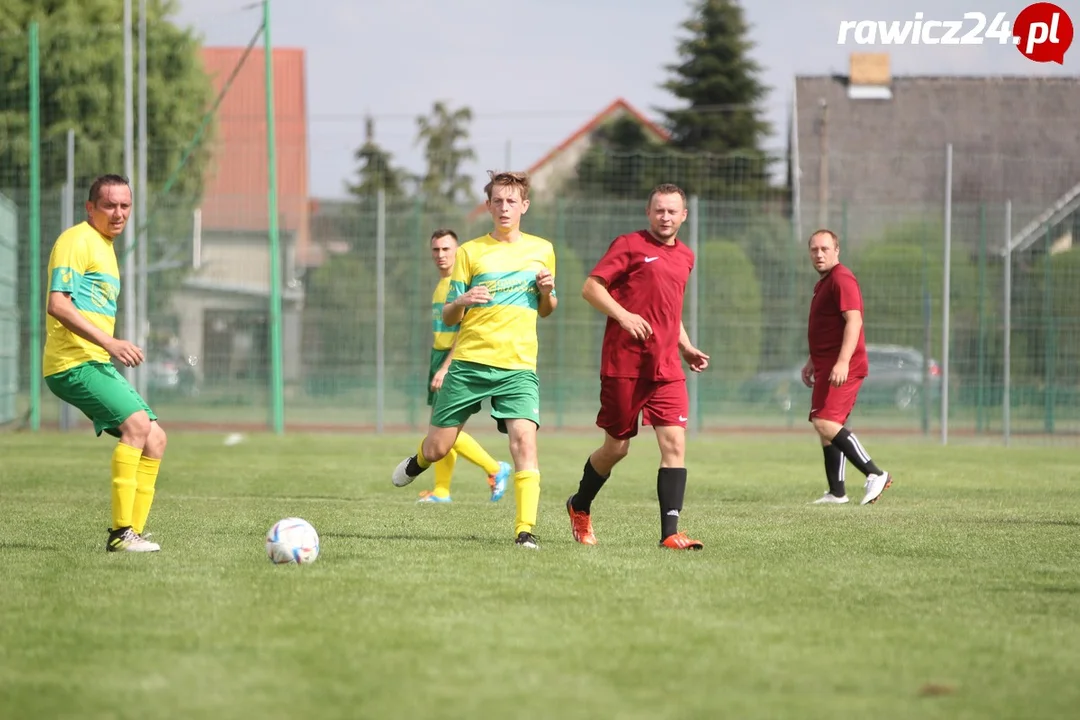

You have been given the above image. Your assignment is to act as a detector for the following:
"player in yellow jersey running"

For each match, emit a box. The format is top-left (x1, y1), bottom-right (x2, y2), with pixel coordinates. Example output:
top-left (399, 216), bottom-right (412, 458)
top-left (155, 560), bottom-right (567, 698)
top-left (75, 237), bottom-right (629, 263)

top-left (415, 228), bottom-right (511, 504)
top-left (392, 171), bottom-right (557, 549)
top-left (43, 174), bottom-right (166, 553)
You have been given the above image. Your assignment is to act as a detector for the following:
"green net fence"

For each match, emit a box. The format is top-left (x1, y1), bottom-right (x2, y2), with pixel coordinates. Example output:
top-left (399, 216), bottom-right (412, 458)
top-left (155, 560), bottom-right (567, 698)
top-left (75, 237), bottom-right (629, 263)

top-left (3, 19), bottom-right (1080, 441)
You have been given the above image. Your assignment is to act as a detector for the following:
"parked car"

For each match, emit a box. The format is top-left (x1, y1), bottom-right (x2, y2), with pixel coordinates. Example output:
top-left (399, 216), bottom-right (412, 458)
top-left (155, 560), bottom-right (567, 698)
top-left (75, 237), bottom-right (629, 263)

top-left (742, 344), bottom-right (942, 413)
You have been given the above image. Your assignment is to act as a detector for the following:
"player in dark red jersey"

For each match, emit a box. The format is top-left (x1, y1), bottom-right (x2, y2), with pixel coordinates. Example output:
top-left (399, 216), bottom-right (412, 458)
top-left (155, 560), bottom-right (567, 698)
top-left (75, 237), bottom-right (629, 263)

top-left (803, 229), bottom-right (892, 506)
top-left (566, 184), bottom-right (710, 550)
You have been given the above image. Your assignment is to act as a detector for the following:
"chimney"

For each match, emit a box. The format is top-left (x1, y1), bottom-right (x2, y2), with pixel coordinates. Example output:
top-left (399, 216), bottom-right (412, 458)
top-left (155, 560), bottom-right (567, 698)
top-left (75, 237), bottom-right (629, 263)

top-left (848, 52), bottom-right (892, 100)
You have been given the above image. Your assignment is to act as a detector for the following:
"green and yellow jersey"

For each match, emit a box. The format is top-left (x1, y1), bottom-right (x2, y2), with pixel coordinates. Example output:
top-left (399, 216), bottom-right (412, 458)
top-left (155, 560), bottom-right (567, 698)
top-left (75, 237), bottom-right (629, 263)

top-left (43, 222), bottom-right (120, 377)
top-left (445, 233), bottom-right (556, 372)
top-left (431, 275), bottom-right (456, 351)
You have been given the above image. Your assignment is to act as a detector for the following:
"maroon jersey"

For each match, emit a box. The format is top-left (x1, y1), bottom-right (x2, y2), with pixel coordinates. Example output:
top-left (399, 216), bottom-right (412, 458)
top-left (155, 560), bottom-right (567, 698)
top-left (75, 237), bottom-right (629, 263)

top-left (589, 230), bottom-right (695, 380)
top-left (808, 263), bottom-right (868, 376)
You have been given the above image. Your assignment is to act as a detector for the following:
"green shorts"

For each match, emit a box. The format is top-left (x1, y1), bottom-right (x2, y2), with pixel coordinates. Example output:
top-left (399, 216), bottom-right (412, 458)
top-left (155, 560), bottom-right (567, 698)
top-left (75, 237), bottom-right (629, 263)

top-left (45, 361), bottom-right (156, 438)
top-left (431, 359), bottom-right (540, 434)
top-left (427, 348), bottom-right (451, 407)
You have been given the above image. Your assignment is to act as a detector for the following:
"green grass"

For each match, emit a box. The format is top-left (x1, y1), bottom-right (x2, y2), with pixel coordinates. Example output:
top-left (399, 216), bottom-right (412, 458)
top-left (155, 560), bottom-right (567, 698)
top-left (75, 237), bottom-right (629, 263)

top-left (1, 430), bottom-right (1079, 719)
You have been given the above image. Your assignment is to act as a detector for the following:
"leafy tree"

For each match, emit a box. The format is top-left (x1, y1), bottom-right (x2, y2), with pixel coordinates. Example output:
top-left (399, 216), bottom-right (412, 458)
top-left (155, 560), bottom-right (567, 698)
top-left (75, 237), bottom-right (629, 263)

top-left (0, 0), bottom-right (213, 196)
top-left (347, 116), bottom-right (407, 200)
top-left (415, 101), bottom-right (475, 207)
top-left (573, 115), bottom-right (671, 199)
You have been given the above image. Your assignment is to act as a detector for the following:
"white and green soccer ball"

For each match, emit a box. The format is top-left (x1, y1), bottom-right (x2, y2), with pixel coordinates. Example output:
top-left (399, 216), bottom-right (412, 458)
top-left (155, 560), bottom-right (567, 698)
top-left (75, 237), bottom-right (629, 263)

top-left (266, 517), bottom-right (320, 565)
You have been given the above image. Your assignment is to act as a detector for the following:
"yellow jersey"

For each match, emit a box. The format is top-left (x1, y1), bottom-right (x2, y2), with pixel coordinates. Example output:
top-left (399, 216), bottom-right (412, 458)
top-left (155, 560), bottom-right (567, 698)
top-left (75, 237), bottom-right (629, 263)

top-left (431, 275), bottom-right (455, 351)
top-left (43, 222), bottom-right (120, 376)
top-left (446, 233), bottom-right (556, 371)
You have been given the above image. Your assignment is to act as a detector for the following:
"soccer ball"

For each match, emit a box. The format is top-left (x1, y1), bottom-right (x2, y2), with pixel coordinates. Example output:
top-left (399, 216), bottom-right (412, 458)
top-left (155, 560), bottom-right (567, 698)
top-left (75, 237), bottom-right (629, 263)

top-left (266, 517), bottom-right (320, 565)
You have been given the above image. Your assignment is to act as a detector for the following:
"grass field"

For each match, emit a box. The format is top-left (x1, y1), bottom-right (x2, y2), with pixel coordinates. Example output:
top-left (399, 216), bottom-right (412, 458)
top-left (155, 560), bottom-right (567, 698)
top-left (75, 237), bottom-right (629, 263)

top-left (1, 429), bottom-right (1079, 719)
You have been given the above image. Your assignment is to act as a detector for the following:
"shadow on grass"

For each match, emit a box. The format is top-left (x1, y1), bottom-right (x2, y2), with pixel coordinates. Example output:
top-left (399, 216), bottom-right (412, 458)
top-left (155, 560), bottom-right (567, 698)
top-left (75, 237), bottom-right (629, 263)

top-left (320, 531), bottom-right (498, 545)
top-left (0, 541), bottom-right (61, 551)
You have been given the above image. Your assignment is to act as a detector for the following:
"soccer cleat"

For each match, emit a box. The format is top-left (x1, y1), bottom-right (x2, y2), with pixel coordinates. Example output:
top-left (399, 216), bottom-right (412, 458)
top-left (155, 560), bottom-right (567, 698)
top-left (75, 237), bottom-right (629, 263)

top-left (392, 456), bottom-right (417, 487)
top-left (861, 472), bottom-right (893, 505)
top-left (566, 496), bottom-right (597, 545)
top-left (812, 493), bottom-right (850, 505)
top-left (659, 532), bottom-right (703, 550)
top-left (515, 531), bottom-right (539, 549)
top-left (417, 490), bottom-right (452, 503)
top-left (488, 461), bottom-right (511, 502)
top-left (106, 526), bottom-right (160, 553)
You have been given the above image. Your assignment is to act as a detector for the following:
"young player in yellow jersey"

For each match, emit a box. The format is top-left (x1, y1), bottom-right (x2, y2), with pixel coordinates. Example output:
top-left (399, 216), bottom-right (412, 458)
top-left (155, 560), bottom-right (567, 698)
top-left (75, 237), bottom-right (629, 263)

top-left (43, 174), bottom-right (166, 553)
top-left (416, 228), bottom-right (511, 504)
top-left (392, 171), bottom-right (558, 549)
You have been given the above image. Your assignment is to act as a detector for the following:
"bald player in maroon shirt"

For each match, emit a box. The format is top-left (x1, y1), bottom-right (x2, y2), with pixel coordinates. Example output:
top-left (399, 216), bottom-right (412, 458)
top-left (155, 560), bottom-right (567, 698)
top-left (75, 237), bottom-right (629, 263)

top-left (566, 183), bottom-right (710, 550)
top-left (803, 229), bottom-right (892, 506)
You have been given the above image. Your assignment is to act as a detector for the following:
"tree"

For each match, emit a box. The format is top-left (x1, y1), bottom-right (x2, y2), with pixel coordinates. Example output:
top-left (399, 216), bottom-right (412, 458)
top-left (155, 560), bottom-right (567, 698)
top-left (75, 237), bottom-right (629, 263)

top-left (347, 116), bottom-right (407, 200)
top-left (0, 0), bottom-right (213, 197)
top-left (657, 0), bottom-right (772, 199)
top-left (415, 101), bottom-right (475, 207)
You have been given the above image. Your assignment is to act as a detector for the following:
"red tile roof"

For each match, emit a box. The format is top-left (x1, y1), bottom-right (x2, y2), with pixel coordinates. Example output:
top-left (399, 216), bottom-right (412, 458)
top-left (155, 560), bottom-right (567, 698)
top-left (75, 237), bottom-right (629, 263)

top-left (198, 47), bottom-right (309, 248)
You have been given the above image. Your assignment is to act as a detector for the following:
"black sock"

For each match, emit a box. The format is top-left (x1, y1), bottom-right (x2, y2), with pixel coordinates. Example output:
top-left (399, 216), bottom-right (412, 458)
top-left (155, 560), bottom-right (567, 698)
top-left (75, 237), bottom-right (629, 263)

top-left (405, 455), bottom-right (427, 477)
top-left (823, 444), bottom-right (846, 497)
top-left (657, 467), bottom-right (687, 539)
top-left (571, 458), bottom-right (608, 513)
top-left (831, 427), bottom-right (882, 477)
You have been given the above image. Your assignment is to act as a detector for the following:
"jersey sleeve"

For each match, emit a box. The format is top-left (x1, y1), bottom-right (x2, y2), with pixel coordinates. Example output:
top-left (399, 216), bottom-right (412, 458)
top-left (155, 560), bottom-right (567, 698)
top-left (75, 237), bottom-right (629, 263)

top-left (589, 235), bottom-right (630, 286)
top-left (445, 244), bottom-right (472, 306)
top-left (47, 234), bottom-right (89, 294)
top-left (836, 270), bottom-right (864, 314)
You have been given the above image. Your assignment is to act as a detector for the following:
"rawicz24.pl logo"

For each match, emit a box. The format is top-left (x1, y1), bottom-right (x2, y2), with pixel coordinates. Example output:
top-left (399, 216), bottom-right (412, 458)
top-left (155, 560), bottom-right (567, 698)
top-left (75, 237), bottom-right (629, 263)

top-left (836, 3), bottom-right (1074, 64)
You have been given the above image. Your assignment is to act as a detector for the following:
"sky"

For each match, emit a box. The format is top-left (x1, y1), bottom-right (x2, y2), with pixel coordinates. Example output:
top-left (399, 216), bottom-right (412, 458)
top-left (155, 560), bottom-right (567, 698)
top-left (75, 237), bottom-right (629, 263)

top-left (172, 0), bottom-right (1080, 200)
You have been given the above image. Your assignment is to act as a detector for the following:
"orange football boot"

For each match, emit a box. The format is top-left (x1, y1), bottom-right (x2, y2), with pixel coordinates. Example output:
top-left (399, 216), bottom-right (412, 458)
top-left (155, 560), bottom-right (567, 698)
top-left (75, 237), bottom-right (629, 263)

top-left (566, 496), bottom-right (597, 545)
top-left (660, 532), bottom-right (703, 550)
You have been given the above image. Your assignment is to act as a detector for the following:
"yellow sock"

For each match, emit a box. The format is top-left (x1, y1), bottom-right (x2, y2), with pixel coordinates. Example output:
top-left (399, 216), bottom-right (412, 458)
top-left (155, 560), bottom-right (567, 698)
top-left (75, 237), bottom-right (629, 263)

top-left (513, 470), bottom-right (541, 536)
top-left (416, 439), bottom-right (432, 469)
top-left (453, 431), bottom-right (500, 476)
top-left (110, 443), bottom-right (141, 530)
top-left (431, 449), bottom-right (457, 499)
top-left (131, 456), bottom-right (161, 535)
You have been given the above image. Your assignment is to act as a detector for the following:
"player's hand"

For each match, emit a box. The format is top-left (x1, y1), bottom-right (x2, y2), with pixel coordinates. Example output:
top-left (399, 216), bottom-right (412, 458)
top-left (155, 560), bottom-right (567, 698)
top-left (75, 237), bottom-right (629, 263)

top-left (455, 285), bottom-right (492, 307)
top-left (618, 313), bottom-right (652, 342)
top-left (430, 368), bottom-right (448, 392)
top-left (681, 346), bottom-right (710, 373)
top-left (535, 269), bottom-right (555, 295)
top-left (829, 359), bottom-right (849, 387)
top-left (800, 360), bottom-right (815, 388)
top-left (107, 339), bottom-right (144, 367)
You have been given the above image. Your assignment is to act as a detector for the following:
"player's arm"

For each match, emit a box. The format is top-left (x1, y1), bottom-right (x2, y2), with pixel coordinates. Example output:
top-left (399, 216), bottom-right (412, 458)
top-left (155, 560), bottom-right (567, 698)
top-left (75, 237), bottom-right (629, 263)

top-left (442, 247), bottom-right (489, 326)
top-left (582, 276), bottom-right (651, 341)
top-left (536, 248), bottom-right (557, 318)
top-left (678, 321), bottom-right (709, 372)
top-left (837, 309), bottom-right (863, 363)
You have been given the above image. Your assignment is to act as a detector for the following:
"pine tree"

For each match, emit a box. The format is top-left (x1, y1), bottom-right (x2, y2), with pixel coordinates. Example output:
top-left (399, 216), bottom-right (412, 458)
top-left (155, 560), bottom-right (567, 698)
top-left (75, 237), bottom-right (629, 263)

top-left (347, 116), bottom-right (407, 200)
top-left (415, 101), bottom-right (476, 207)
top-left (659, 0), bottom-right (771, 154)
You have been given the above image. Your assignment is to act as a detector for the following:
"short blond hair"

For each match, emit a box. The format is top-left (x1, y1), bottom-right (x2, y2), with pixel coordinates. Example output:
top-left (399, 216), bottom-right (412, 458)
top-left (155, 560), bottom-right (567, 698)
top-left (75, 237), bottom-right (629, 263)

top-left (484, 170), bottom-right (530, 201)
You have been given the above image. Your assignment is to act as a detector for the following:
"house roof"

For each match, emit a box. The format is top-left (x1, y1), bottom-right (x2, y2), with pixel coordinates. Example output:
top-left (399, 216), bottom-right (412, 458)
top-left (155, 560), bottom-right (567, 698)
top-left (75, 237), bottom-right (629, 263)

top-left (467, 98), bottom-right (669, 219)
top-left (198, 47), bottom-right (309, 236)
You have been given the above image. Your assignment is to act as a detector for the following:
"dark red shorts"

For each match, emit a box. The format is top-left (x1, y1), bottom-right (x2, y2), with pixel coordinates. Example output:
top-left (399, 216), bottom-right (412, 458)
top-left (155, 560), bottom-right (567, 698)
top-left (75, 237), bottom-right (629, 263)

top-left (809, 374), bottom-right (864, 424)
top-left (597, 376), bottom-right (688, 440)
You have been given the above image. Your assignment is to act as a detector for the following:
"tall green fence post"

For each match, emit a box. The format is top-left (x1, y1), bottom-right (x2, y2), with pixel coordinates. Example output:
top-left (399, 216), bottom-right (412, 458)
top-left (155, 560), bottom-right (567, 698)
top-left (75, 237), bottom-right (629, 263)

top-left (407, 197), bottom-right (422, 430)
top-left (28, 22), bottom-right (42, 431)
top-left (976, 203), bottom-right (987, 433)
top-left (263, 0), bottom-right (285, 434)
top-left (1043, 223), bottom-right (1055, 433)
top-left (554, 198), bottom-right (565, 429)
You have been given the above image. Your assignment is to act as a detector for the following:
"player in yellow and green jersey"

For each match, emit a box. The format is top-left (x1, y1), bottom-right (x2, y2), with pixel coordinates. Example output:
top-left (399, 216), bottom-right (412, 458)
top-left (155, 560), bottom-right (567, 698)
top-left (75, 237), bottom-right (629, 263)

top-left (416, 228), bottom-right (511, 504)
top-left (392, 171), bottom-right (558, 549)
top-left (43, 174), bottom-right (166, 553)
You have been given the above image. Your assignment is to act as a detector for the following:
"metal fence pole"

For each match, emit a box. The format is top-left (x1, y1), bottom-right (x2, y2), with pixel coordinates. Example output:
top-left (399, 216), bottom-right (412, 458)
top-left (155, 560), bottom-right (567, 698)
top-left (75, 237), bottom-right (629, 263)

top-left (59, 129), bottom-right (76, 431)
top-left (122, 0), bottom-right (137, 384)
top-left (263, 0), bottom-right (285, 434)
top-left (376, 188), bottom-right (386, 433)
top-left (688, 195), bottom-right (700, 435)
top-left (941, 143), bottom-right (953, 445)
top-left (28, 22), bottom-right (42, 432)
top-left (1003, 200), bottom-right (1012, 446)
top-left (135, 0), bottom-right (149, 398)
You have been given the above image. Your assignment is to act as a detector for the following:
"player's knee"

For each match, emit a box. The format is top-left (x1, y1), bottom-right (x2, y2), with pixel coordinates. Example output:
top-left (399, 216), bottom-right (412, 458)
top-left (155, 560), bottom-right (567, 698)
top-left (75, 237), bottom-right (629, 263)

top-left (120, 411), bottom-right (152, 444)
top-left (811, 417), bottom-right (840, 440)
top-left (601, 436), bottom-right (630, 463)
top-left (146, 422), bottom-right (167, 457)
